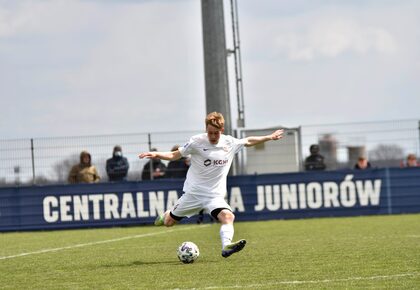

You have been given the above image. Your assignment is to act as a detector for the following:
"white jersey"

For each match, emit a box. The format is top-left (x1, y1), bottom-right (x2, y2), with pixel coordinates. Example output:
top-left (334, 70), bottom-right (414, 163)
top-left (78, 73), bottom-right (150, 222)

top-left (178, 133), bottom-right (247, 197)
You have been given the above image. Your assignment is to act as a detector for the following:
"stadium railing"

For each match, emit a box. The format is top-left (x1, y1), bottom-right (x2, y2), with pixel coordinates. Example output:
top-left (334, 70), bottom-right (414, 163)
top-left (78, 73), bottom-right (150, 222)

top-left (0, 119), bottom-right (418, 186)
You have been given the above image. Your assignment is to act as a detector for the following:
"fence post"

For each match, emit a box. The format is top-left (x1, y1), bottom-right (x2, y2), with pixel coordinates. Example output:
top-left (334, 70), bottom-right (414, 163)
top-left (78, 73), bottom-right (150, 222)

top-left (418, 120), bottom-right (420, 155)
top-left (237, 128), bottom-right (245, 175)
top-left (232, 129), bottom-right (239, 176)
top-left (297, 126), bottom-right (303, 172)
top-left (31, 138), bottom-right (36, 184)
top-left (385, 167), bottom-right (392, 215)
top-left (148, 133), bottom-right (154, 180)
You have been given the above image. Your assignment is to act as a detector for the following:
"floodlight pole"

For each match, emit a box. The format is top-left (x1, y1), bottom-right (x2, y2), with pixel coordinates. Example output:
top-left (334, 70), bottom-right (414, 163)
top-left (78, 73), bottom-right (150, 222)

top-left (201, 0), bottom-right (232, 136)
top-left (229, 0), bottom-right (245, 129)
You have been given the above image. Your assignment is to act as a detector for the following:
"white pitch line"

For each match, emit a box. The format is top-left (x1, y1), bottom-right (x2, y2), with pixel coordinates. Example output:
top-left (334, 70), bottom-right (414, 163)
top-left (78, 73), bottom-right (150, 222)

top-left (0, 225), bottom-right (208, 261)
top-left (175, 272), bottom-right (420, 290)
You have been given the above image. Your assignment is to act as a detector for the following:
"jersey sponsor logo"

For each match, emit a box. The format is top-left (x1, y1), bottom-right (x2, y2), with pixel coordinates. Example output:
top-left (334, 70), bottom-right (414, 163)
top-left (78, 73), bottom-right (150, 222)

top-left (213, 159), bottom-right (228, 166)
top-left (203, 159), bottom-right (228, 167)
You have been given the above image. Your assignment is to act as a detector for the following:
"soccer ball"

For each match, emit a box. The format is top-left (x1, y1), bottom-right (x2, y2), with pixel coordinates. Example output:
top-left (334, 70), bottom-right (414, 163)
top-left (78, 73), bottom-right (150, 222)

top-left (177, 241), bottom-right (200, 264)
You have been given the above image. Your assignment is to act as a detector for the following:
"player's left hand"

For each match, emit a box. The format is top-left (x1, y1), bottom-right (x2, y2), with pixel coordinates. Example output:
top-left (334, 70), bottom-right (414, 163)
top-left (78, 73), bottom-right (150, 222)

top-left (271, 129), bottom-right (284, 140)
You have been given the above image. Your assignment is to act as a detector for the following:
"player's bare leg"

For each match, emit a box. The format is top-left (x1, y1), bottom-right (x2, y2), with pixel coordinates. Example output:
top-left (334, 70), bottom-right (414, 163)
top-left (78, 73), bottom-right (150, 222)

top-left (217, 209), bottom-right (246, 258)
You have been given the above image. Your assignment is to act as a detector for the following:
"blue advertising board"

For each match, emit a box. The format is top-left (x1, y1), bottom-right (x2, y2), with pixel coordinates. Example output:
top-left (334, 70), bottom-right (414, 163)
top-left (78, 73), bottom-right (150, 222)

top-left (1, 168), bottom-right (419, 231)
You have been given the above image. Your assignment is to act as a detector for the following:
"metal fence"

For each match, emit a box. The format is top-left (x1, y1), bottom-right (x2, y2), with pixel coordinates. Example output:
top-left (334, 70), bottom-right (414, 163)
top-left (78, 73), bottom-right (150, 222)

top-left (0, 119), bottom-right (419, 186)
top-left (300, 119), bottom-right (420, 170)
top-left (0, 130), bottom-right (201, 186)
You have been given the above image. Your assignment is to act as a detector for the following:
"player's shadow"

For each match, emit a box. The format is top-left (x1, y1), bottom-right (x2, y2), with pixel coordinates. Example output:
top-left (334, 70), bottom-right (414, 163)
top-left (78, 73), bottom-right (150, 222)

top-left (100, 260), bottom-right (180, 268)
top-left (132, 260), bottom-right (181, 266)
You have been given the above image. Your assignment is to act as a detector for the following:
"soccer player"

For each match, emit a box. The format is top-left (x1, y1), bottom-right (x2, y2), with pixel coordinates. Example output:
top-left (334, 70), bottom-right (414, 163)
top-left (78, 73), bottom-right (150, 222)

top-left (138, 112), bottom-right (284, 258)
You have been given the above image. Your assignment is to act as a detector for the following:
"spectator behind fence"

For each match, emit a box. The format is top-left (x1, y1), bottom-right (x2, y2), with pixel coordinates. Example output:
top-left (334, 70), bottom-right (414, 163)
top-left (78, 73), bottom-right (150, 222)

top-left (68, 150), bottom-right (100, 184)
top-left (304, 144), bottom-right (326, 171)
top-left (106, 145), bottom-right (129, 182)
top-left (401, 153), bottom-right (419, 168)
top-left (354, 156), bottom-right (371, 170)
top-left (141, 148), bottom-right (167, 180)
top-left (165, 145), bottom-right (190, 179)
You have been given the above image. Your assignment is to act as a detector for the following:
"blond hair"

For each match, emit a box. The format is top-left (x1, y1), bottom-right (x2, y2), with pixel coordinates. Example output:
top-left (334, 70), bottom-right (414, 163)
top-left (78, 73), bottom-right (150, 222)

top-left (205, 112), bottom-right (225, 130)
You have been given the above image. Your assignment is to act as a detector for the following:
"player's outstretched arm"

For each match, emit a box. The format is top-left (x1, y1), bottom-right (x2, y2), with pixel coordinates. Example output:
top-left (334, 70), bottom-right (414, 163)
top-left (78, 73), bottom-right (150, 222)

top-left (244, 129), bottom-right (284, 147)
top-left (138, 150), bottom-right (181, 161)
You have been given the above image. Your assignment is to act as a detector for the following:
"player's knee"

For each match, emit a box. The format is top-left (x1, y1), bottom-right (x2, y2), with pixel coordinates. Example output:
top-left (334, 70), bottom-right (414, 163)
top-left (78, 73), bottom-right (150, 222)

top-left (218, 210), bottom-right (235, 224)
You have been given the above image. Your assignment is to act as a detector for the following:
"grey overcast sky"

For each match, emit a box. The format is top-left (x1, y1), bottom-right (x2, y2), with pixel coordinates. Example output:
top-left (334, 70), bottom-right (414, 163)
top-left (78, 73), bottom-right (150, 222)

top-left (1, 0), bottom-right (419, 139)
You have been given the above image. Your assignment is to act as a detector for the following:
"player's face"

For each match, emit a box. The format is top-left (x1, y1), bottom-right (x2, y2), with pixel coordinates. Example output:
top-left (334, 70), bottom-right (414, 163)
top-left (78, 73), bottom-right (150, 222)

top-left (207, 125), bottom-right (223, 144)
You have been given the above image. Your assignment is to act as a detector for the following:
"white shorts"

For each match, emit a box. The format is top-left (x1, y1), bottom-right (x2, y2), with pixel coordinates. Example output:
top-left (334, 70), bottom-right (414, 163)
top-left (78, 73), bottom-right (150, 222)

top-left (170, 193), bottom-right (232, 220)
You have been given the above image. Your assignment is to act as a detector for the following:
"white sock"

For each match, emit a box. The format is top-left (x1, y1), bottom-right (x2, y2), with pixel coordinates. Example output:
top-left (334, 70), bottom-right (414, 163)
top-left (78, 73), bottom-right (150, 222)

top-left (220, 223), bottom-right (234, 249)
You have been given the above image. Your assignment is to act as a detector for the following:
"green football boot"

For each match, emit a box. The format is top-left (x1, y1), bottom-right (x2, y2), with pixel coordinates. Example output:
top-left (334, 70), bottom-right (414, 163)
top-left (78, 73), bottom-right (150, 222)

top-left (154, 215), bottom-right (164, 226)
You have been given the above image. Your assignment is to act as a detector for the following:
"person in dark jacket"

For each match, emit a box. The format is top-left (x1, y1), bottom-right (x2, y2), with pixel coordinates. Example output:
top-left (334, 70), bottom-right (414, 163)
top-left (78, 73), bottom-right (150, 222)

top-left (165, 145), bottom-right (190, 179)
top-left (354, 156), bottom-right (371, 170)
top-left (141, 148), bottom-right (167, 180)
top-left (304, 144), bottom-right (326, 171)
top-left (106, 145), bottom-right (129, 182)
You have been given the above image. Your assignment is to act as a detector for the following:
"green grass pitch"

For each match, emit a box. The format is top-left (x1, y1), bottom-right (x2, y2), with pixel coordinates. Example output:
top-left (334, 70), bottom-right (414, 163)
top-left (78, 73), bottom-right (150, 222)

top-left (1, 214), bottom-right (419, 289)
